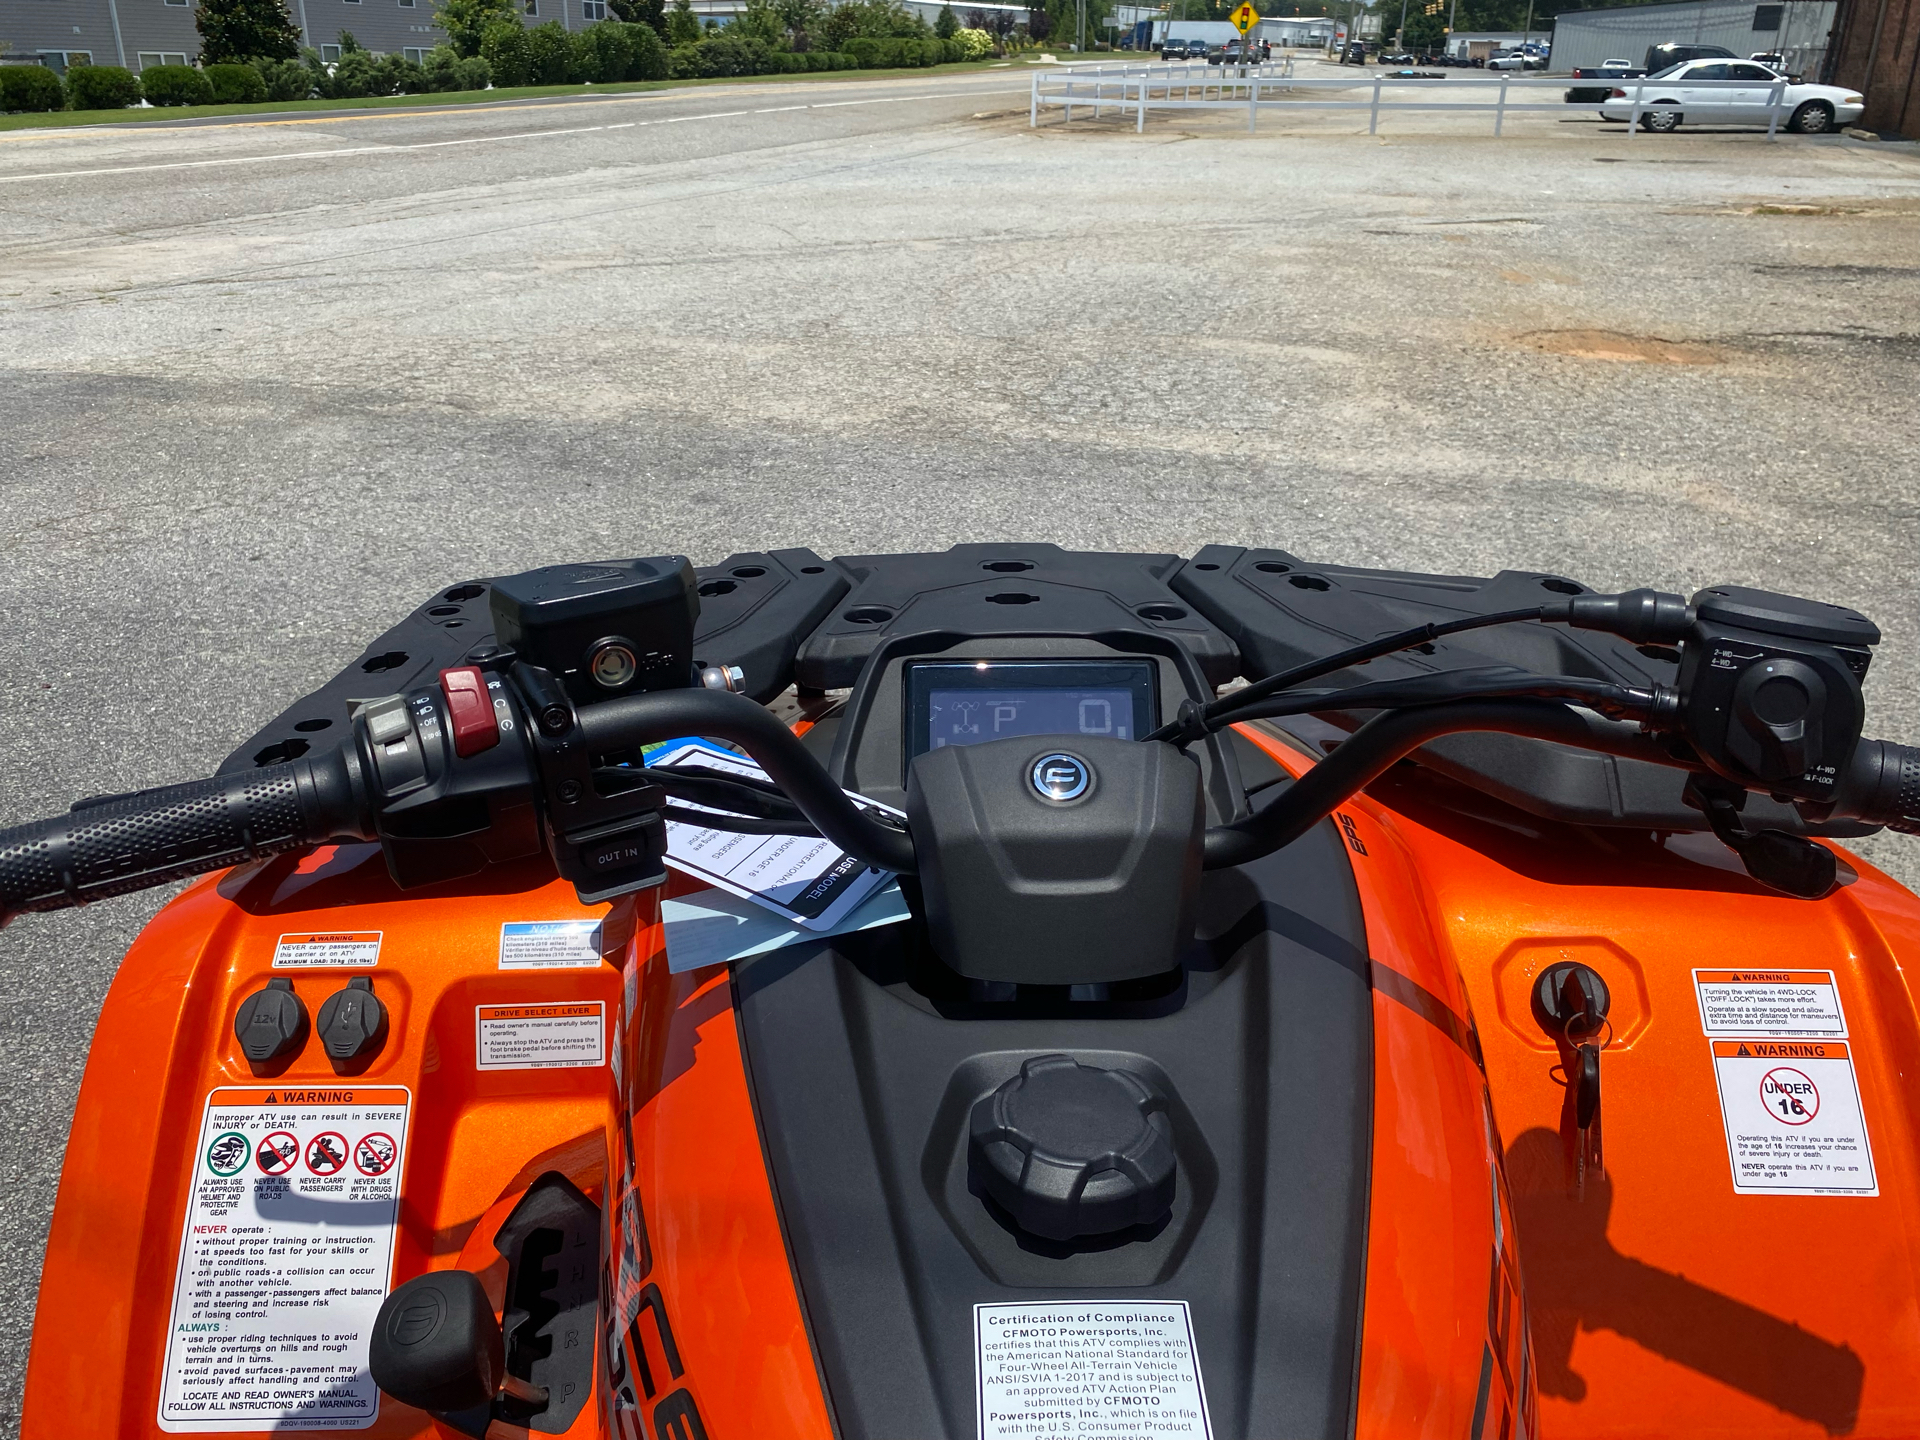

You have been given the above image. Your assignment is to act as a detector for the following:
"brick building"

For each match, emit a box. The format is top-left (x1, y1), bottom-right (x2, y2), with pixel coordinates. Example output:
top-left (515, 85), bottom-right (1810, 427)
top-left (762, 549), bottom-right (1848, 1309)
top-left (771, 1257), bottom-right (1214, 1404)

top-left (1829, 0), bottom-right (1920, 132)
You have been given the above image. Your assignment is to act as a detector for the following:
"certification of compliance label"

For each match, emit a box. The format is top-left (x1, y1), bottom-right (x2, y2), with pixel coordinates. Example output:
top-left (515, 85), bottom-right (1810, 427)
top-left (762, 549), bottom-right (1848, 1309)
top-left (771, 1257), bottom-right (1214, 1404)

top-left (975, 1301), bottom-right (1213, 1440)
top-left (1693, 969), bottom-right (1847, 1038)
top-left (1710, 1040), bottom-right (1876, 1196)
top-left (159, 1086), bottom-right (410, 1431)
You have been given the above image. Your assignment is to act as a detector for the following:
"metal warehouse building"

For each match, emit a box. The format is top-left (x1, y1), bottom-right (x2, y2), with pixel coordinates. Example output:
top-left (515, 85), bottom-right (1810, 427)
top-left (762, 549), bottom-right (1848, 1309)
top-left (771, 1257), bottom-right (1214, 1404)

top-left (1549, 0), bottom-right (1838, 74)
top-left (0, 0), bottom-right (613, 74)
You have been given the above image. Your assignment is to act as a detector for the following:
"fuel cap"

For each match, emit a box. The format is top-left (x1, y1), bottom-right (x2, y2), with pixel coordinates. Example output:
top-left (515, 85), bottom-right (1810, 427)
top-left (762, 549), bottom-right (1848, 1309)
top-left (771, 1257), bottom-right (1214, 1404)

top-left (968, 1054), bottom-right (1176, 1241)
top-left (234, 977), bottom-right (308, 1067)
top-left (317, 976), bottom-right (388, 1068)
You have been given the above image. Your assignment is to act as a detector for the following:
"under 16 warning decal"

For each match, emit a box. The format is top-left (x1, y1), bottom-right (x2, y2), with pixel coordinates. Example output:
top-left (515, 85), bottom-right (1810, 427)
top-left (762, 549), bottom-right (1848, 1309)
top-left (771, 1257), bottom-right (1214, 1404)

top-left (160, 1086), bottom-right (411, 1431)
top-left (1710, 1041), bottom-right (1875, 1196)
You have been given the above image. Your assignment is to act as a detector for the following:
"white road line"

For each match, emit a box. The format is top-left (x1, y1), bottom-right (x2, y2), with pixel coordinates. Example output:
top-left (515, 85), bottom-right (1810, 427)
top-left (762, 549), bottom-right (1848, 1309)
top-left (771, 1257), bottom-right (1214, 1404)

top-left (0, 86), bottom-right (1026, 184)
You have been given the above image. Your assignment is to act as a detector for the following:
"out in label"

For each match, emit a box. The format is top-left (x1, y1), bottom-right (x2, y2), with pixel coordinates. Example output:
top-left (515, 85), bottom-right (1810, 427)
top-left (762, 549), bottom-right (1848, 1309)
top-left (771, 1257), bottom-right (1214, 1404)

top-left (1710, 1040), bottom-right (1875, 1196)
top-left (1693, 968), bottom-right (1847, 1038)
top-left (159, 1086), bottom-right (410, 1431)
top-left (975, 1301), bottom-right (1212, 1440)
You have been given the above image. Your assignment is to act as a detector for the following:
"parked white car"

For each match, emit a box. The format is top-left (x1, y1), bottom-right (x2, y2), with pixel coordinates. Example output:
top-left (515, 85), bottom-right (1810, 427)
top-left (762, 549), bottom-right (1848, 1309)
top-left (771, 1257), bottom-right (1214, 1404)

top-left (1599, 59), bottom-right (1865, 133)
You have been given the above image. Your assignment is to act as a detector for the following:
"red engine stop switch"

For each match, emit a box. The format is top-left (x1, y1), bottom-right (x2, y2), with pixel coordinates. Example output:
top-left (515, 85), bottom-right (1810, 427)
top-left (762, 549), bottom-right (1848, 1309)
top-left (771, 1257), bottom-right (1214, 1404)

top-left (439, 666), bottom-right (500, 758)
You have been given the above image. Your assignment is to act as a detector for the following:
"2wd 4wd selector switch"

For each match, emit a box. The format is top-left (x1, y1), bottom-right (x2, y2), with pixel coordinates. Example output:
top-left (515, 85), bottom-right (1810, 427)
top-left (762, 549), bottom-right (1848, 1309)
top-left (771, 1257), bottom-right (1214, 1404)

top-left (235, 977), bottom-right (308, 1069)
top-left (317, 976), bottom-right (388, 1070)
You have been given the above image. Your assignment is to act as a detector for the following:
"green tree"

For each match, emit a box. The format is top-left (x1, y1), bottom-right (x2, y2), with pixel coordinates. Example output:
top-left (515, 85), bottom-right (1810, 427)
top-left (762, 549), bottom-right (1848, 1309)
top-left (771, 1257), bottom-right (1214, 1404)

top-left (195, 0), bottom-right (302, 63)
top-left (666, 0), bottom-right (702, 44)
top-left (732, 0), bottom-right (787, 43)
top-left (481, 17), bottom-right (532, 81)
top-left (434, 0), bottom-right (520, 57)
top-left (609, 0), bottom-right (667, 36)
top-left (934, 3), bottom-right (958, 36)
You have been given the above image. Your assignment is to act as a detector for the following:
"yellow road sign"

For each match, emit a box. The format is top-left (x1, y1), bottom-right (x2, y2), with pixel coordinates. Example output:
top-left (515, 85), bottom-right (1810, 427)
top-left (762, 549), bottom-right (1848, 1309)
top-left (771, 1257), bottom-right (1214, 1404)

top-left (1230, 2), bottom-right (1260, 32)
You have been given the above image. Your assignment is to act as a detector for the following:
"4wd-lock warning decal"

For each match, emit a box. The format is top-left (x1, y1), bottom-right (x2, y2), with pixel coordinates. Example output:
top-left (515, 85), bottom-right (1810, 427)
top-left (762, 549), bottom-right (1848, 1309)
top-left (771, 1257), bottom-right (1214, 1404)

top-left (159, 1087), bottom-right (410, 1431)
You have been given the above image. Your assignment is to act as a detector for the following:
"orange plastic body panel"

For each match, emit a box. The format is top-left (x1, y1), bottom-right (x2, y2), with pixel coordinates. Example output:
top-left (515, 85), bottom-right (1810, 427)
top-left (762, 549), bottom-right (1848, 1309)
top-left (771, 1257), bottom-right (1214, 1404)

top-left (1236, 727), bottom-right (1534, 1440)
top-left (1349, 762), bottom-right (1920, 1440)
top-left (21, 844), bottom-right (830, 1439)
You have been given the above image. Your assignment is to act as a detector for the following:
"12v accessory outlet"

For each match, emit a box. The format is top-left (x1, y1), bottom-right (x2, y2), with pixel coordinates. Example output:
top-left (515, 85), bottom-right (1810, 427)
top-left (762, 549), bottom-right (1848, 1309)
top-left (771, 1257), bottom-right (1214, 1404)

top-left (234, 976), bottom-right (308, 1068)
top-left (316, 976), bottom-right (388, 1069)
top-left (968, 1054), bottom-right (1177, 1241)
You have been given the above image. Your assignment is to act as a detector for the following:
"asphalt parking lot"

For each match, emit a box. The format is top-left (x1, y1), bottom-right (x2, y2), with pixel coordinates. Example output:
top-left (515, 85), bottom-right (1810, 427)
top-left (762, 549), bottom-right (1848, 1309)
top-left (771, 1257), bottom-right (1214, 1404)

top-left (2, 66), bottom-right (1918, 1421)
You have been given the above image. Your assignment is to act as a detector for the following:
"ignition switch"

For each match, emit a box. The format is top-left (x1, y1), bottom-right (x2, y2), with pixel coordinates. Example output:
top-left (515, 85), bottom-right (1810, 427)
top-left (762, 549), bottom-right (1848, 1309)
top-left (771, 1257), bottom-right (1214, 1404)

top-left (1532, 962), bottom-right (1611, 1198)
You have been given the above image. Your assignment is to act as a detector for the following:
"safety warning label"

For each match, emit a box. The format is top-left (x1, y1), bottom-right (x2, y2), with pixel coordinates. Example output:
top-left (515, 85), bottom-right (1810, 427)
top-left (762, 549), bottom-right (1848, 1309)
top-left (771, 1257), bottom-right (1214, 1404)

top-left (159, 1086), bottom-right (411, 1431)
top-left (975, 1301), bottom-right (1213, 1440)
top-left (1694, 969), bottom-right (1848, 1038)
top-left (273, 933), bottom-right (381, 969)
top-left (475, 1001), bottom-right (606, 1070)
top-left (498, 919), bottom-right (604, 970)
top-left (1710, 1040), bottom-right (1876, 1196)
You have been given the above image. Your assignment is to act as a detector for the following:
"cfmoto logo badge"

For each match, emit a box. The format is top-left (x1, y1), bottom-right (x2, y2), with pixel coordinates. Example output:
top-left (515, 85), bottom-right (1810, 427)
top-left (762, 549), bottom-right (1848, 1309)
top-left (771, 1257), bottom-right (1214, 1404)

top-left (1030, 753), bottom-right (1091, 802)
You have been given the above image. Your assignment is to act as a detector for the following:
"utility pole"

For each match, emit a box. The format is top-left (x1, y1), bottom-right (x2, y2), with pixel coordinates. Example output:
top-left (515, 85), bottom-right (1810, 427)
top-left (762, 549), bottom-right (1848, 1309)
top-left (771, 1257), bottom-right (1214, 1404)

top-left (1397, 0), bottom-right (1409, 48)
top-left (1077, 0), bottom-right (1086, 50)
top-left (1446, 0), bottom-right (1457, 55)
top-left (1521, 0), bottom-right (1534, 50)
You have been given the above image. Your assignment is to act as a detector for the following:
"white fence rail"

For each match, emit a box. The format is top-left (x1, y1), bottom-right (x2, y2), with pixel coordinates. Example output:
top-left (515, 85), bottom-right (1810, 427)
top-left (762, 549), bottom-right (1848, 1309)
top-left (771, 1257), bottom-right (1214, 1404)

top-left (1030, 67), bottom-right (1807, 139)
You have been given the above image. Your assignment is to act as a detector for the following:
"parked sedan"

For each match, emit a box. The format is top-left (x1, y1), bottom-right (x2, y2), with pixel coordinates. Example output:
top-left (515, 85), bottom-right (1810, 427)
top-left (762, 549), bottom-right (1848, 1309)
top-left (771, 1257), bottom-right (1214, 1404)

top-left (1567, 61), bottom-right (1644, 103)
top-left (1599, 59), bottom-right (1865, 132)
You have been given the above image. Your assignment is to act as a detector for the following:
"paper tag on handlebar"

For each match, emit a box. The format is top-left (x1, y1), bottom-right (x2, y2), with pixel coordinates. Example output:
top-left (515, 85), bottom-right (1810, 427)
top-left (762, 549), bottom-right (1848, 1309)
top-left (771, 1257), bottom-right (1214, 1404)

top-left (645, 739), bottom-right (901, 932)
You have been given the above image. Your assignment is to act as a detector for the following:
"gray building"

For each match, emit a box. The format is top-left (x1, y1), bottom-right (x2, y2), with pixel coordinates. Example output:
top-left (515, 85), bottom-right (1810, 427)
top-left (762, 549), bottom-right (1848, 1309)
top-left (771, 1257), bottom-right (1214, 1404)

top-left (0, 0), bottom-right (611, 73)
top-left (1548, 0), bottom-right (1837, 73)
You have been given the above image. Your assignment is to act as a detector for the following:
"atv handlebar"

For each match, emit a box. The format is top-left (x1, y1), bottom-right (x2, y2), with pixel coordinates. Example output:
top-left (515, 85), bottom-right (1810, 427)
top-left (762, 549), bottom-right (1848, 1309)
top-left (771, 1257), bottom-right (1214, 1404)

top-left (3, 651), bottom-right (1919, 925)
top-left (0, 753), bottom-right (374, 921)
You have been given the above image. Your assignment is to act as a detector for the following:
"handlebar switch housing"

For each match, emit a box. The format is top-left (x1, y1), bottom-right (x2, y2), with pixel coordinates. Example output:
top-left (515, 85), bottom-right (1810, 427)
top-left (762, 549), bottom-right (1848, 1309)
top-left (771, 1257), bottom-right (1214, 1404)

top-left (1678, 586), bottom-right (1879, 803)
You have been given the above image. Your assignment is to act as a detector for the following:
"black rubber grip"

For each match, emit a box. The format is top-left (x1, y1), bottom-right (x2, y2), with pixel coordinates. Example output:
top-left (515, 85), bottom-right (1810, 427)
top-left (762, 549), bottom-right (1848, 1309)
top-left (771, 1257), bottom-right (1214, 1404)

top-left (1844, 739), bottom-right (1920, 832)
top-left (0, 753), bottom-right (371, 921)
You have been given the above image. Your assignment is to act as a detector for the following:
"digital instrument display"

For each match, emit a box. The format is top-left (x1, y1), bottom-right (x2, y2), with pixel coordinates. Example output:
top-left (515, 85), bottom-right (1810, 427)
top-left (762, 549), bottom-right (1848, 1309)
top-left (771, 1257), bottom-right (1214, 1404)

top-left (905, 661), bottom-right (1159, 758)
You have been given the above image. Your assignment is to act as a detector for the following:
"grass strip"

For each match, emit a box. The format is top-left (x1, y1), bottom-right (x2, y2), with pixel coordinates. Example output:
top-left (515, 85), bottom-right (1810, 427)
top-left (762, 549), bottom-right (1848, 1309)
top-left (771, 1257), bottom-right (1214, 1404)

top-left (0, 60), bottom-right (1035, 133)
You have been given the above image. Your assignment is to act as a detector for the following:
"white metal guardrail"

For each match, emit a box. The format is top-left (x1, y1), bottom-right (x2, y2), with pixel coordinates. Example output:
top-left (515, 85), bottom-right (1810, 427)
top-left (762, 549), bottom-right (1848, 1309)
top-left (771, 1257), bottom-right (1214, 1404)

top-left (1030, 67), bottom-right (1806, 139)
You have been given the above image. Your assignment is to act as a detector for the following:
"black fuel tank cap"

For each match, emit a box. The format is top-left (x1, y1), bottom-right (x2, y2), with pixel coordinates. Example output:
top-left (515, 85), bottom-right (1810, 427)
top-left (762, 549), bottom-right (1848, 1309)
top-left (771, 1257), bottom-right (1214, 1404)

top-left (968, 1054), bottom-right (1176, 1242)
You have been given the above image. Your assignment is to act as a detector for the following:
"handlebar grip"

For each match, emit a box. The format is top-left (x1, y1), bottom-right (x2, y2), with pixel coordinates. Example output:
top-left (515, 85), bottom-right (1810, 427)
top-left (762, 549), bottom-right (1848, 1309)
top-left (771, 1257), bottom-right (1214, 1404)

top-left (1843, 740), bottom-right (1920, 832)
top-left (0, 752), bottom-right (372, 922)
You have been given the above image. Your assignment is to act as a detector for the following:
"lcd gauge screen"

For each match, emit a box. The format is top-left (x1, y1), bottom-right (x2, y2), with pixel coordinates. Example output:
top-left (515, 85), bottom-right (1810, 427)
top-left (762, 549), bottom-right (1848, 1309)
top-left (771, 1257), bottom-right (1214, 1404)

top-left (905, 661), bottom-right (1159, 759)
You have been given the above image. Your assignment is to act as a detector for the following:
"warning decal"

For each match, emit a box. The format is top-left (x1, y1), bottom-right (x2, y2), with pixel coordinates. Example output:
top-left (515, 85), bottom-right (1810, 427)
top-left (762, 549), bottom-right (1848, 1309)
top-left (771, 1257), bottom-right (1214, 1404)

top-left (1710, 1041), bottom-right (1876, 1196)
top-left (975, 1301), bottom-right (1213, 1440)
top-left (159, 1086), bottom-right (410, 1432)
top-left (1694, 969), bottom-right (1847, 1038)
top-left (475, 1001), bottom-right (606, 1071)
top-left (273, 933), bottom-right (382, 970)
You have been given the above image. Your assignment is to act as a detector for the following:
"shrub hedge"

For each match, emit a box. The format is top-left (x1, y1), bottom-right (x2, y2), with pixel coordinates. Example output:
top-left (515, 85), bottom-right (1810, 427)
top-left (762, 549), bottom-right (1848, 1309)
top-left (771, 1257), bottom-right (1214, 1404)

top-left (0, 64), bottom-right (66, 113)
top-left (843, 35), bottom-right (961, 67)
top-left (255, 56), bottom-right (313, 100)
top-left (65, 64), bottom-right (142, 110)
top-left (141, 64), bottom-right (216, 106)
top-left (205, 62), bottom-right (268, 104)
